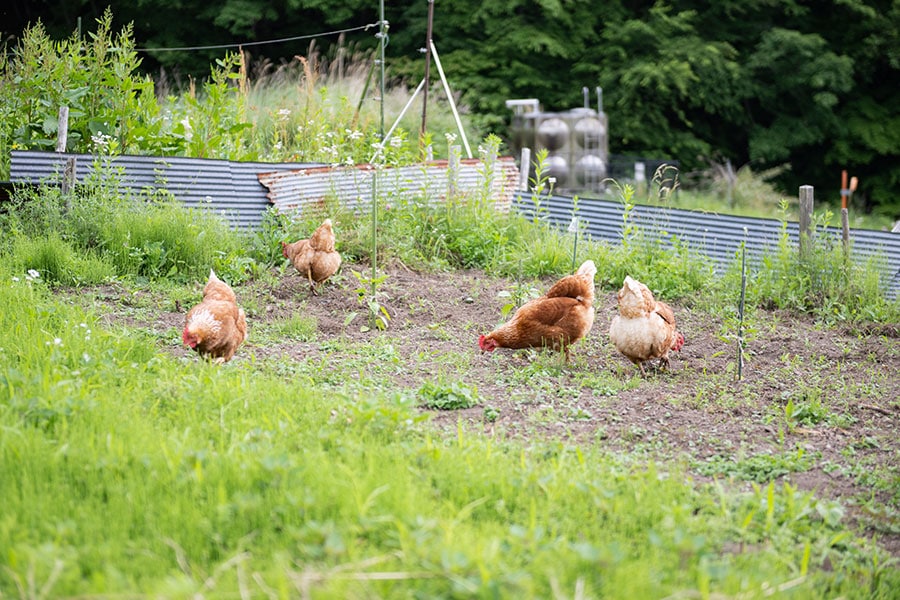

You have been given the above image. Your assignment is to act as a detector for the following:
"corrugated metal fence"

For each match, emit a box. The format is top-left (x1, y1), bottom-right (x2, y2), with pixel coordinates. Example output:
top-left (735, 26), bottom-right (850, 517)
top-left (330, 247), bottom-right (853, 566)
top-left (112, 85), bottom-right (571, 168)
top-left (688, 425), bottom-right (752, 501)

top-left (8, 150), bottom-right (898, 298)
top-left (9, 150), bottom-right (519, 225)
top-left (514, 192), bottom-right (900, 299)
top-left (9, 150), bottom-right (318, 229)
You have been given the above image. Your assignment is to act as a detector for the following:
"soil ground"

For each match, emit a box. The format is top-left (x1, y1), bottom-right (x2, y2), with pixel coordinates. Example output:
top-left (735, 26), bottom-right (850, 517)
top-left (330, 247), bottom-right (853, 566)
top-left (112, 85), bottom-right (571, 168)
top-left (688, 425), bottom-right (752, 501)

top-left (84, 262), bottom-right (900, 557)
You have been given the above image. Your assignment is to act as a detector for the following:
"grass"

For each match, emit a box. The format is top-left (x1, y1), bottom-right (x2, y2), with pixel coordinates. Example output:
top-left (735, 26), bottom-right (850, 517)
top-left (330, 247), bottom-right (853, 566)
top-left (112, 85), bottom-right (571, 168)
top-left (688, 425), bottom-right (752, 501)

top-left (2, 226), bottom-right (899, 597)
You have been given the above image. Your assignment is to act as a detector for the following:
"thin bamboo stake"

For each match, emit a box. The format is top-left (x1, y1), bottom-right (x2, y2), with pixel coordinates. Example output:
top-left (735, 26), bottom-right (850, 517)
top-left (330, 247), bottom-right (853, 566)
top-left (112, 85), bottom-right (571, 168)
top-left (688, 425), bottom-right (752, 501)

top-left (420, 0), bottom-right (435, 141)
top-left (429, 40), bottom-right (472, 158)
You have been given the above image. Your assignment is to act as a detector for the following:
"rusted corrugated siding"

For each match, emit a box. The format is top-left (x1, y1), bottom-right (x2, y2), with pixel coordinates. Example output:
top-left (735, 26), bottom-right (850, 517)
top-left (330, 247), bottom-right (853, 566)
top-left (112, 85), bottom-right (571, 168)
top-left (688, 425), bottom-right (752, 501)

top-left (10, 151), bottom-right (520, 226)
top-left (257, 157), bottom-right (521, 216)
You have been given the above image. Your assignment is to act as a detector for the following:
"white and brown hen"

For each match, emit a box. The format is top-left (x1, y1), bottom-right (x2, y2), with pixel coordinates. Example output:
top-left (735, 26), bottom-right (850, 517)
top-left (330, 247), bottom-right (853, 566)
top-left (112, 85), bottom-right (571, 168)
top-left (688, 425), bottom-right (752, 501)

top-left (609, 276), bottom-right (684, 375)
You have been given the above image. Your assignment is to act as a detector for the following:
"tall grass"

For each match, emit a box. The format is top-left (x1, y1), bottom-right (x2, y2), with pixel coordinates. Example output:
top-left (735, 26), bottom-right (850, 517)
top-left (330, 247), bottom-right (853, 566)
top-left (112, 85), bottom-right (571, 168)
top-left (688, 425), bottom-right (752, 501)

top-left (0, 259), bottom-right (895, 597)
top-left (0, 11), bottom-right (483, 178)
top-left (0, 172), bottom-right (257, 286)
top-left (715, 201), bottom-right (900, 324)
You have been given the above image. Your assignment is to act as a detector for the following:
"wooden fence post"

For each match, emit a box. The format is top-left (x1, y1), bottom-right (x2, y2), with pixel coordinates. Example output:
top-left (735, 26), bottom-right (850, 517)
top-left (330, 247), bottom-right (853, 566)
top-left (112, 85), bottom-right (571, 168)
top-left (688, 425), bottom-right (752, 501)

top-left (56, 106), bottom-right (69, 153)
top-left (447, 145), bottom-right (461, 199)
top-left (519, 147), bottom-right (531, 192)
top-left (57, 106), bottom-right (75, 212)
top-left (841, 208), bottom-right (850, 257)
top-left (799, 185), bottom-right (814, 260)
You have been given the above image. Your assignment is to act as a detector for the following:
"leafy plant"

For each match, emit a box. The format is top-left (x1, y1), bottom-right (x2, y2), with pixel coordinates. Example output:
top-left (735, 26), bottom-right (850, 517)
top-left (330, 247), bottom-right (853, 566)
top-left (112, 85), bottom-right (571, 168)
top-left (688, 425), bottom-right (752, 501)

top-left (417, 380), bottom-right (480, 410)
top-left (349, 269), bottom-right (391, 331)
top-left (496, 284), bottom-right (540, 319)
top-left (694, 447), bottom-right (815, 483)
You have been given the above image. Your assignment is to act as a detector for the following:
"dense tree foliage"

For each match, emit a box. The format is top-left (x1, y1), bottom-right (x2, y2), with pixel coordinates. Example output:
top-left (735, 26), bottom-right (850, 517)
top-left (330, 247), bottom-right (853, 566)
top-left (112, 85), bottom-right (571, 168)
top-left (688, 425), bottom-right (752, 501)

top-left (2, 0), bottom-right (898, 216)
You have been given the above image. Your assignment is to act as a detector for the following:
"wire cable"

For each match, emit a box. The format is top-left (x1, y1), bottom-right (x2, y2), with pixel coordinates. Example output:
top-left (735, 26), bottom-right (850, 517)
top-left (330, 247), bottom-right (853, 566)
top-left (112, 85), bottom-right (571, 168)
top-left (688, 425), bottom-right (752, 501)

top-left (135, 22), bottom-right (382, 53)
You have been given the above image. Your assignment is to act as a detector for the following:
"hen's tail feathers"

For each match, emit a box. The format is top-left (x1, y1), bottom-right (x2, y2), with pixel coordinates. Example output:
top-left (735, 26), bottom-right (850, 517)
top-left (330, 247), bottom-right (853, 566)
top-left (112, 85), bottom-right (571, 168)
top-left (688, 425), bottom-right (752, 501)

top-left (545, 261), bottom-right (596, 302)
top-left (575, 260), bottom-right (597, 279)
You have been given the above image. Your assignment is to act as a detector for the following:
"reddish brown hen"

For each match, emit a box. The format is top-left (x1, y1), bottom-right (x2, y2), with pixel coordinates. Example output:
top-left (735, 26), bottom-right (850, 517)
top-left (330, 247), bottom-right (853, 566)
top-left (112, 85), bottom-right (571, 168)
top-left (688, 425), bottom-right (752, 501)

top-left (182, 269), bottom-right (247, 363)
top-left (479, 260), bottom-right (597, 361)
top-left (282, 218), bottom-right (342, 294)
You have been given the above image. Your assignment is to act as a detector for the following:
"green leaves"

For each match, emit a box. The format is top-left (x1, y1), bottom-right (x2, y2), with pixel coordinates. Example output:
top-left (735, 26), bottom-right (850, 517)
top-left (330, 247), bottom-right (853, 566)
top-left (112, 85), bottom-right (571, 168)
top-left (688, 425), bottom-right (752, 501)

top-left (417, 380), bottom-right (480, 410)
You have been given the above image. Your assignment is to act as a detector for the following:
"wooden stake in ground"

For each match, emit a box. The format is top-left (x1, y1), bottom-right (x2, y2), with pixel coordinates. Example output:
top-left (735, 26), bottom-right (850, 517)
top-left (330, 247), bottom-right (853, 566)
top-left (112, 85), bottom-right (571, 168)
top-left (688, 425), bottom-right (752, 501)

top-left (55, 106), bottom-right (69, 153)
top-left (798, 185), bottom-right (814, 261)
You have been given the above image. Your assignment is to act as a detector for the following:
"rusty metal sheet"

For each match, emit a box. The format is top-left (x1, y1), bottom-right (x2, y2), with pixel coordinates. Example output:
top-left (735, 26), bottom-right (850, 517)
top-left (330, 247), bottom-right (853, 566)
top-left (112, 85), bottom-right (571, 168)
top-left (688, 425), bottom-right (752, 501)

top-left (258, 157), bottom-right (520, 216)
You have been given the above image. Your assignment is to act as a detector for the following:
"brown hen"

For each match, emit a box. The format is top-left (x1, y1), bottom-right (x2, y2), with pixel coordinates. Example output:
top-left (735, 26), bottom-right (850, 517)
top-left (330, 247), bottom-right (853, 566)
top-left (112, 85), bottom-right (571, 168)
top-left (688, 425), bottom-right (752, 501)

top-left (182, 269), bottom-right (247, 363)
top-left (478, 260), bottom-right (597, 361)
top-left (282, 218), bottom-right (342, 294)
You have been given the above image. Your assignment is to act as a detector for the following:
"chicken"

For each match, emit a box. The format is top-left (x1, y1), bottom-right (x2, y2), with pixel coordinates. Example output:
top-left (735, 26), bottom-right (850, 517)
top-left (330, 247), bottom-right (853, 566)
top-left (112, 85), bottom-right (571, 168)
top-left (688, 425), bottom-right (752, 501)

top-left (608, 276), bottom-right (684, 376)
top-left (281, 218), bottom-right (342, 294)
top-left (478, 260), bottom-right (597, 361)
top-left (182, 269), bottom-right (247, 363)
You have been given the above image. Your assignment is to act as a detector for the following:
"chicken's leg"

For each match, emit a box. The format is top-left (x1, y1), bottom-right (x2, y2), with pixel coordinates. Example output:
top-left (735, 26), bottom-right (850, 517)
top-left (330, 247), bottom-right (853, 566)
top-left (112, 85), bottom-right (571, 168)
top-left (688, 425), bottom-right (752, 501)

top-left (306, 267), bottom-right (318, 295)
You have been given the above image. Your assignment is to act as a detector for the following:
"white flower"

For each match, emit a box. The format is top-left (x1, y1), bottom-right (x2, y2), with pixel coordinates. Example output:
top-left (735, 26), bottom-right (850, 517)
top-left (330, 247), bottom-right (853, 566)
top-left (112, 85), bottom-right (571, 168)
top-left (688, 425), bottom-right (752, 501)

top-left (390, 137), bottom-right (403, 148)
top-left (180, 117), bottom-right (193, 141)
top-left (277, 108), bottom-right (291, 121)
top-left (11, 276), bottom-right (19, 282)
top-left (91, 133), bottom-right (111, 149)
top-left (548, 177), bottom-right (557, 185)
top-left (27, 269), bottom-right (40, 279)
top-left (54, 338), bottom-right (62, 346)
top-left (83, 353), bottom-right (91, 363)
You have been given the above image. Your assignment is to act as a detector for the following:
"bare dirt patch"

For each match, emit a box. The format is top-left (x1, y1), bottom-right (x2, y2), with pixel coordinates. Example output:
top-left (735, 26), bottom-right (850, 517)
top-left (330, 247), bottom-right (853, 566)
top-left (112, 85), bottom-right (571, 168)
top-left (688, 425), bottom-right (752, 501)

top-left (79, 262), bottom-right (900, 556)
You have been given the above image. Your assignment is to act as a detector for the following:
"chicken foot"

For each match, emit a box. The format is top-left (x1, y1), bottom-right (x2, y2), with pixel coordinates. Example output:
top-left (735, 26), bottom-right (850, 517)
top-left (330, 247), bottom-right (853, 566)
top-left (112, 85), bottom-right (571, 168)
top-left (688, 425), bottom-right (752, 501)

top-left (306, 267), bottom-right (319, 295)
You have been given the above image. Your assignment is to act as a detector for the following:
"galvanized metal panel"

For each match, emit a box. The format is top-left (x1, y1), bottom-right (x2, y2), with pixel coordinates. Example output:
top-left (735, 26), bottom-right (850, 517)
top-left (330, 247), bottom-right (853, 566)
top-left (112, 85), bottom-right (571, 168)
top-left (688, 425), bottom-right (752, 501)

top-left (257, 157), bottom-right (520, 216)
top-left (10, 150), bottom-right (319, 229)
top-left (514, 193), bottom-right (900, 298)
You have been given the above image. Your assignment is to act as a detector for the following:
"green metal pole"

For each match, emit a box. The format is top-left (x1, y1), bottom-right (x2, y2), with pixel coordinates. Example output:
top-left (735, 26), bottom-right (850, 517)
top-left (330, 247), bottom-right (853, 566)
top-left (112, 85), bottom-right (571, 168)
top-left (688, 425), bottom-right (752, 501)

top-left (373, 2), bottom-right (386, 303)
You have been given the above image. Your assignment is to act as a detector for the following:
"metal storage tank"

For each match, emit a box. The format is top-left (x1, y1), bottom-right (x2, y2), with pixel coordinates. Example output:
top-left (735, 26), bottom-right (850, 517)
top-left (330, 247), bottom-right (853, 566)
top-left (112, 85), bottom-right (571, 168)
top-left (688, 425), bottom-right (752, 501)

top-left (507, 90), bottom-right (608, 194)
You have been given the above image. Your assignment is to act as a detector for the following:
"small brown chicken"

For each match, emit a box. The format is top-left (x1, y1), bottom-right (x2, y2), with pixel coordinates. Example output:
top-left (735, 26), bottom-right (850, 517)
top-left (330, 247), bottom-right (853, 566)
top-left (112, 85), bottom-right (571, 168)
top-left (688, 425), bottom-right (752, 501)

top-left (478, 260), bottom-right (597, 361)
top-left (182, 269), bottom-right (247, 363)
top-left (282, 218), bottom-right (342, 294)
top-left (608, 276), bottom-right (684, 376)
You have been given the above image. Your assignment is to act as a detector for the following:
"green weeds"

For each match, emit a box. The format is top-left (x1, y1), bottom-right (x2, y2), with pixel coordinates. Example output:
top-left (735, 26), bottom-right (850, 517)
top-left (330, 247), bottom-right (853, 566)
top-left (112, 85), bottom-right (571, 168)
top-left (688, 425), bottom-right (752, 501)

top-left (417, 380), bottom-right (480, 410)
top-left (695, 447), bottom-right (815, 483)
top-left (1, 253), bottom-right (897, 598)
